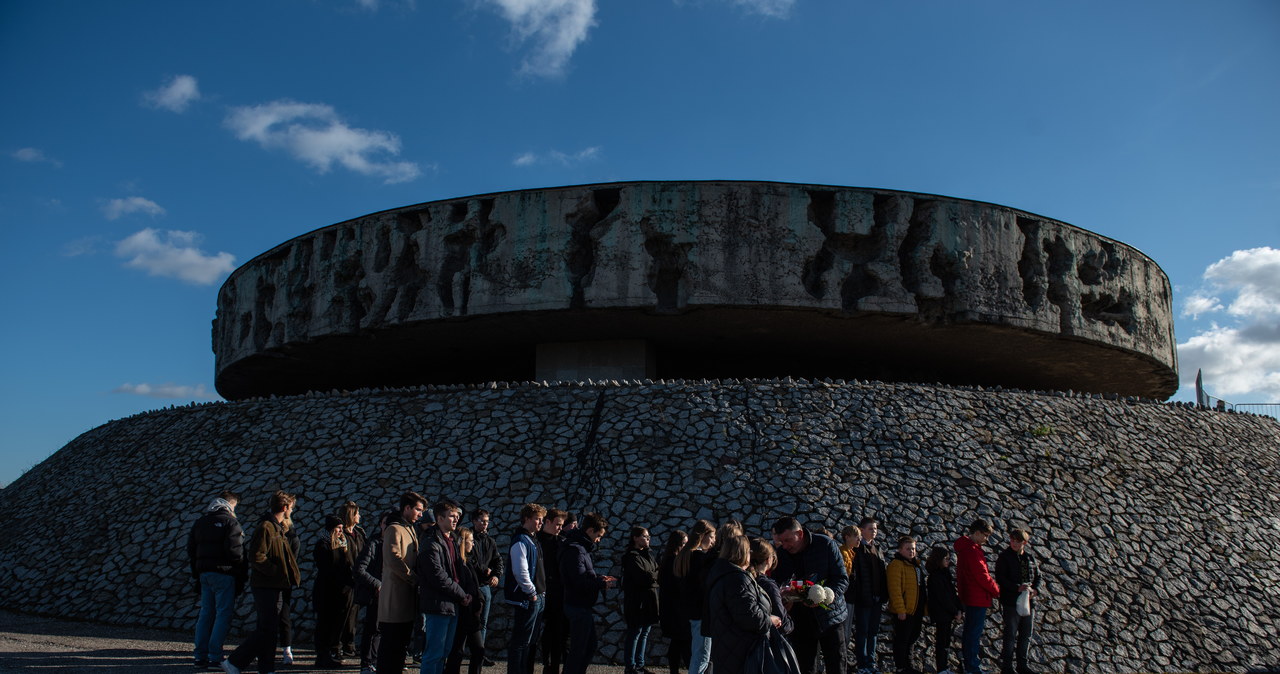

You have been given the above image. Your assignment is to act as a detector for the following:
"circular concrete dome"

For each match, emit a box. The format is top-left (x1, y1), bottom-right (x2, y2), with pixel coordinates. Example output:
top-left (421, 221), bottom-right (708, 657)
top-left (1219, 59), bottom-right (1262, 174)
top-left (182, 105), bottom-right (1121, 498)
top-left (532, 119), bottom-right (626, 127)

top-left (213, 181), bottom-right (1177, 400)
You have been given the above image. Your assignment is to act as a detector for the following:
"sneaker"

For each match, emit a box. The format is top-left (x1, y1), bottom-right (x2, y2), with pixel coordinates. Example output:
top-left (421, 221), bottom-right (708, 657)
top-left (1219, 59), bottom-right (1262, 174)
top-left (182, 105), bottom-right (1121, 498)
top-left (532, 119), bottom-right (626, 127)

top-left (362, 668), bottom-right (378, 674)
top-left (220, 660), bottom-right (241, 674)
top-left (196, 659), bottom-right (210, 669)
top-left (282, 648), bottom-right (294, 666)
top-left (483, 659), bottom-right (496, 667)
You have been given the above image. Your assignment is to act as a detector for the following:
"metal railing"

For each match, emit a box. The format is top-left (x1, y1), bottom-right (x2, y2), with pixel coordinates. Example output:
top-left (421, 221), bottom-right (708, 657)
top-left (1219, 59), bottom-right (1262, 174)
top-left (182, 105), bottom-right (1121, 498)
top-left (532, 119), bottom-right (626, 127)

top-left (1193, 369), bottom-right (1279, 419)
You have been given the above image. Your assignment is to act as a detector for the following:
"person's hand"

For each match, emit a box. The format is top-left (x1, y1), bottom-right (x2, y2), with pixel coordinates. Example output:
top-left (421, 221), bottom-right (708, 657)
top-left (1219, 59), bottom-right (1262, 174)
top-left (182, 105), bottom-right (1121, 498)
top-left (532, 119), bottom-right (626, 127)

top-left (1019, 583), bottom-right (1030, 592)
top-left (489, 577), bottom-right (499, 588)
top-left (1029, 588), bottom-right (1037, 598)
top-left (770, 615), bottom-right (782, 628)
top-left (462, 594), bottom-right (473, 606)
top-left (897, 613), bottom-right (906, 621)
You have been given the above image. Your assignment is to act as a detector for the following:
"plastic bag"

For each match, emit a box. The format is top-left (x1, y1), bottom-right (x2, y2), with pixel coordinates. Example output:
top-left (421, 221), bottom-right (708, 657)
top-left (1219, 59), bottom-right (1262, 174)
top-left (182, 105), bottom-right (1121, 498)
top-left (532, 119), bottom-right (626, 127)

top-left (1016, 589), bottom-right (1031, 617)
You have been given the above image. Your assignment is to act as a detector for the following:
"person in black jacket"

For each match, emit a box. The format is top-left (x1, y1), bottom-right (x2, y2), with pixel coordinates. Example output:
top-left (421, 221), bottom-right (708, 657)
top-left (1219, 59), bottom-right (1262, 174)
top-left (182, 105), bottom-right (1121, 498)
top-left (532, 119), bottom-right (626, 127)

top-left (705, 535), bottom-right (778, 674)
top-left (925, 547), bottom-right (959, 674)
top-left (445, 527), bottom-right (487, 674)
top-left (188, 490), bottom-right (245, 669)
top-left (314, 515), bottom-right (355, 668)
top-left (675, 520), bottom-right (716, 674)
top-left (847, 516), bottom-right (887, 674)
top-left (561, 513), bottom-right (618, 674)
top-left (657, 530), bottom-right (689, 674)
top-left (471, 508), bottom-right (504, 665)
top-left (995, 529), bottom-right (1040, 674)
top-left (537, 509), bottom-right (569, 674)
top-left (748, 537), bottom-right (792, 636)
top-left (621, 526), bottom-right (660, 674)
top-left (341, 501), bottom-right (367, 659)
top-left (278, 512), bottom-right (300, 666)
top-left (772, 516), bottom-right (849, 674)
top-left (355, 510), bottom-right (394, 674)
top-left (416, 498), bottom-right (473, 674)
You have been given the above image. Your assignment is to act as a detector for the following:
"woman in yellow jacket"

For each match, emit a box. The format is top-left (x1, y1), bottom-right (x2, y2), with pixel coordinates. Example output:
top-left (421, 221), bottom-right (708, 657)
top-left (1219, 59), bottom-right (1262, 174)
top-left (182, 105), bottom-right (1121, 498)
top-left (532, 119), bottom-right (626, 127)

top-left (886, 536), bottom-right (927, 674)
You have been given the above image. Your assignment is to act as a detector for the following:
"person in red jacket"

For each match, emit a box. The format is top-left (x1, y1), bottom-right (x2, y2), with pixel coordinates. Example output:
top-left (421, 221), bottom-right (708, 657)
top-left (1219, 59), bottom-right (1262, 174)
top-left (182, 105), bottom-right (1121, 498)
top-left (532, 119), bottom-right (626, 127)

top-left (954, 520), bottom-right (1000, 674)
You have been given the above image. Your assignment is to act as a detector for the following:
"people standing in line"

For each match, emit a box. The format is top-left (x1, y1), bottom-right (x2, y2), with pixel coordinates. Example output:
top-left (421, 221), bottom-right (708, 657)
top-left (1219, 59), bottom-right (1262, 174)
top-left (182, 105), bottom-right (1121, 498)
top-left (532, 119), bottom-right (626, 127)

top-left (416, 498), bottom-right (473, 674)
top-left (561, 513), bottom-right (618, 674)
top-left (771, 516), bottom-right (850, 674)
top-left (748, 537), bottom-right (792, 636)
top-left (505, 503), bottom-right (548, 674)
top-left (356, 511), bottom-right (395, 674)
top-left (221, 490), bottom-right (301, 674)
top-left (995, 529), bottom-right (1039, 674)
top-left (342, 501), bottom-right (368, 659)
top-left (925, 547), bottom-right (960, 674)
top-left (838, 524), bottom-right (858, 653)
top-left (955, 520), bottom-right (1001, 674)
top-left (445, 527), bottom-right (487, 674)
top-left (887, 536), bottom-right (927, 674)
top-left (848, 516), bottom-right (887, 674)
top-left (188, 490), bottom-right (245, 670)
top-left (705, 535), bottom-right (779, 674)
top-left (314, 515), bottom-right (355, 667)
top-left (657, 530), bottom-right (689, 674)
top-left (472, 508), bottom-right (505, 666)
top-left (537, 509), bottom-right (569, 674)
top-left (621, 526), bottom-right (660, 674)
top-left (377, 492), bottom-right (428, 674)
top-left (278, 509), bottom-right (301, 666)
top-left (674, 520), bottom-right (715, 674)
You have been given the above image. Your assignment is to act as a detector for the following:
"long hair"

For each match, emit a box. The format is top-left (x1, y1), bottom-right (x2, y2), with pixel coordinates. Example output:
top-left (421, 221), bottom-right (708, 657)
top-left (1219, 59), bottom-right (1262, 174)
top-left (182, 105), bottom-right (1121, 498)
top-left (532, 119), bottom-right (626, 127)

top-left (749, 537), bottom-right (776, 575)
top-left (457, 527), bottom-right (474, 563)
top-left (675, 519), bottom-right (715, 578)
top-left (925, 546), bottom-right (950, 573)
top-left (661, 530), bottom-right (688, 564)
top-left (341, 501), bottom-right (360, 531)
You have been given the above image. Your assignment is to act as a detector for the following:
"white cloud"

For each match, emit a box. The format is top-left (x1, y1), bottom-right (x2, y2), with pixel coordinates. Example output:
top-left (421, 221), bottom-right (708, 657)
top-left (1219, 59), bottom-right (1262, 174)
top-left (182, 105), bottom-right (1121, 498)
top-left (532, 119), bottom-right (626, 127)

top-left (113, 382), bottom-right (218, 400)
top-left (513, 146), bottom-right (601, 167)
top-left (103, 196), bottom-right (166, 220)
top-left (11, 147), bottom-right (62, 168)
top-left (1177, 246), bottom-right (1280, 401)
top-left (727, 0), bottom-right (796, 18)
top-left (483, 0), bottom-right (597, 78)
top-left (114, 228), bottom-right (236, 285)
top-left (63, 236), bottom-right (103, 257)
top-left (143, 74), bottom-right (202, 113)
top-left (225, 100), bottom-right (421, 184)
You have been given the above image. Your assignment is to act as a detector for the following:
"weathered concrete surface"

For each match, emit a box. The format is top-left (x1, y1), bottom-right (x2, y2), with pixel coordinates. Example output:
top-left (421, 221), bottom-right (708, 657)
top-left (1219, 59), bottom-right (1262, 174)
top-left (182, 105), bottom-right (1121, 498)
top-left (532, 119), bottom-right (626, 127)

top-left (212, 182), bottom-right (1177, 400)
top-left (3, 379), bottom-right (1276, 672)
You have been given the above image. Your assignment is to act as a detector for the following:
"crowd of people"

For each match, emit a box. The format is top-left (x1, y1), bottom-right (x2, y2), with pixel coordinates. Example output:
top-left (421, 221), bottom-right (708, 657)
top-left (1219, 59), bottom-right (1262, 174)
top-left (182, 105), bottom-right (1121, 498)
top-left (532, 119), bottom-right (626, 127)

top-left (187, 490), bottom-right (1041, 674)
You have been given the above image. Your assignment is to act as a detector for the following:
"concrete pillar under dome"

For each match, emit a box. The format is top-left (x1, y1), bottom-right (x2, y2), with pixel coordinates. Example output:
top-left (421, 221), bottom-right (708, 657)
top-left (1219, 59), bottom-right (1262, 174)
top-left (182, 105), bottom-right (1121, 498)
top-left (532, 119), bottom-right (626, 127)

top-left (536, 339), bottom-right (655, 381)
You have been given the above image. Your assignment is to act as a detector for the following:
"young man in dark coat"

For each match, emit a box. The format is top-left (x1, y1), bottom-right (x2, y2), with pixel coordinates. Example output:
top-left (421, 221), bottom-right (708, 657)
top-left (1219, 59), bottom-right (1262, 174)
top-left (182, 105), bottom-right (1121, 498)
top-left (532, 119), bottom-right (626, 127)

top-left (222, 490), bottom-right (301, 674)
top-left (771, 516), bottom-right (850, 674)
top-left (354, 510), bottom-right (395, 674)
top-left (537, 509), bottom-right (569, 674)
top-left (847, 516), bottom-right (888, 674)
top-left (995, 529), bottom-right (1040, 674)
top-left (416, 498), bottom-right (473, 674)
top-left (560, 513), bottom-right (617, 674)
top-left (188, 490), bottom-right (245, 669)
top-left (471, 507), bottom-right (505, 664)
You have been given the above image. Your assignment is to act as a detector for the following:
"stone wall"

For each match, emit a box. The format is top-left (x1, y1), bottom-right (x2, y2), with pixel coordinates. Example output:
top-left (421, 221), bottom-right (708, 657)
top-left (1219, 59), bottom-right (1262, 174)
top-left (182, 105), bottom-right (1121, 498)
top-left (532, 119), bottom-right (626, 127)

top-left (2, 379), bottom-right (1277, 672)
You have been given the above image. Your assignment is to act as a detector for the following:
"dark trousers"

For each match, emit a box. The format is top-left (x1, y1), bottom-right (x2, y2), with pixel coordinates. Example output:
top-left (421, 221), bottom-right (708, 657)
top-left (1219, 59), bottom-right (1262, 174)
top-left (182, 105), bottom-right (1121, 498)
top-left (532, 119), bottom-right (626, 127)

top-left (563, 605), bottom-right (597, 674)
top-left (446, 626), bottom-right (485, 674)
top-left (852, 603), bottom-right (881, 671)
top-left (343, 595), bottom-right (359, 653)
top-left (360, 602), bottom-right (382, 670)
top-left (278, 586), bottom-right (294, 649)
top-left (1000, 604), bottom-right (1032, 672)
top-left (932, 614), bottom-right (955, 674)
top-left (788, 609), bottom-right (847, 674)
top-left (539, 600), bottom-right (567, 674)
top-left (666, 635), bottom-right (690, 674)
top-left (228, 586), bottom-right (283, 674)
top-left (892, 613), bottom-right (923, 672)
top-left (379, 621), bottom-right (415, 674)
top-left (315, 587), bottom-right (353, 660)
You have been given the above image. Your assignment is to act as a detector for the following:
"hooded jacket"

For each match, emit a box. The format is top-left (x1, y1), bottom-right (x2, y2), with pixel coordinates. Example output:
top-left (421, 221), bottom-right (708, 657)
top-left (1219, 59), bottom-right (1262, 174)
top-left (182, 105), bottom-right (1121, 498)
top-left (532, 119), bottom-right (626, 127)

top-left (886, 552), bottom-right (926, 616)
top-left (995, 546), bottom-right (1040, 606)
top-left (561, 528), bottom-right (609, 609)
top-left (621, 545), bottom-right (660, 627)
top-left (773, 529), bottom-right (850, 630)
top-left (705, 558), bottom-right (772, 674)
top-left (187, 498), bottom-right (245, 579)
top-left (954, 535), bottom-right (1000, 607)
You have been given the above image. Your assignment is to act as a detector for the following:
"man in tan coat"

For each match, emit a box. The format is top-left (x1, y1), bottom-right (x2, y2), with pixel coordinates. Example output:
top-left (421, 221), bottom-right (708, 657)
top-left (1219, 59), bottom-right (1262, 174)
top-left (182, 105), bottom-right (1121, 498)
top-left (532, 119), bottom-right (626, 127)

top-left (376, 491), bottom-right (427, 674)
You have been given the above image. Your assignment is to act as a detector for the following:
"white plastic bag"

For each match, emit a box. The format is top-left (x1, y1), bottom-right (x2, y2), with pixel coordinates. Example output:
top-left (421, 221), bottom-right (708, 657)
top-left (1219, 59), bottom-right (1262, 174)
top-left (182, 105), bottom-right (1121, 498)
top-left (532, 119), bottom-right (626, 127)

top-left (1016, 589), bottom-right (1031, 617)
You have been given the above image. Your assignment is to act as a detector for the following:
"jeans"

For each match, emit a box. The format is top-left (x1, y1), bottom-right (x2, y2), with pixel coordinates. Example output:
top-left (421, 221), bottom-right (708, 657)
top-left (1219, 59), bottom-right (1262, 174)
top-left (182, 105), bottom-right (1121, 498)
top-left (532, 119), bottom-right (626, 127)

top-left (852, 604), bottom-right (881, 670)
top-left (228, 586), bottom-right (284, 674)
top-left (478, 584), bottom-right (494, 645)
top-left (421, 613), bottom-right (460, 674)
top-left (193, 571), bottom-right (236, 663)
top-left (1000, 603), bottom-right (1033, 672)
top-left (563, 605), bottom-right (597, 674)
top-left (624, 624), bottom-right (652, 670)
top-left (688, 620), bottom-right (711, 674)
top-left (962, 606), bottom-right (987, 674)
top-left (508, 595), bottom-right (545, 674)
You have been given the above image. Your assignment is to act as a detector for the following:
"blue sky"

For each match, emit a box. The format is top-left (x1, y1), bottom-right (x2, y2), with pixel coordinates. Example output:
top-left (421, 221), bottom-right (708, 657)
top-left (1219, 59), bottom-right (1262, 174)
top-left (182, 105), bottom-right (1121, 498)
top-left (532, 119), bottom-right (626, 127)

top-left (2, 0), bottom-right (1278, 487)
